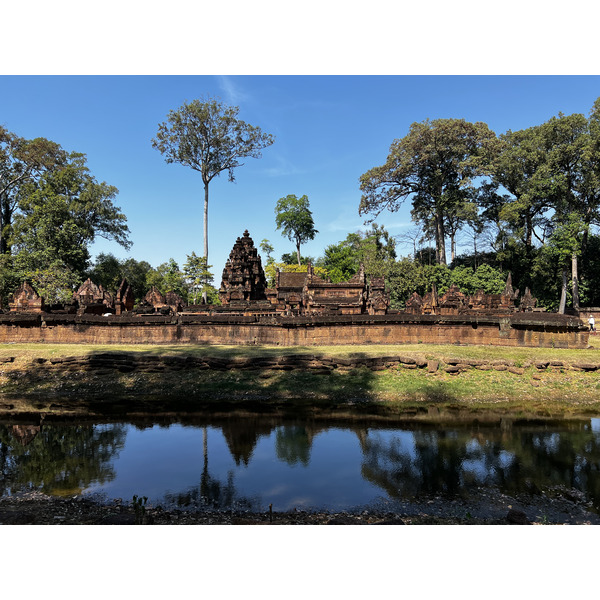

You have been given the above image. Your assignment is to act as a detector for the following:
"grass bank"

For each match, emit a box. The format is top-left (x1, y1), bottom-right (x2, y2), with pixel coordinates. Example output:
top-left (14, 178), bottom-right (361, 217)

top-left (1, 342), bottom-right (600, 417)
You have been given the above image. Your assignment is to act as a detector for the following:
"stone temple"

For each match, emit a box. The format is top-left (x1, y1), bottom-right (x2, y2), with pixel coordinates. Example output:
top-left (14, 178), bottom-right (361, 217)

top-left (0, 229), bottom-right (589, 348)
top-left (217, 230), bottom-right (389, 316)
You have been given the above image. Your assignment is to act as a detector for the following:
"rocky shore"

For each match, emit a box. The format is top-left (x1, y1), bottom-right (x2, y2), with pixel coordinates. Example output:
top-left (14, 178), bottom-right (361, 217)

top-left (1, 486), bottom-right (598, 525)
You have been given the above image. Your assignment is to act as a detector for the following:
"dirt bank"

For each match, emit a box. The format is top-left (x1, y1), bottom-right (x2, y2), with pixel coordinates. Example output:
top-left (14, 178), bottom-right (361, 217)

top-left (3, 344), bottom-right (600, 416)
top-left (1, 487), bottom-right (598, 525)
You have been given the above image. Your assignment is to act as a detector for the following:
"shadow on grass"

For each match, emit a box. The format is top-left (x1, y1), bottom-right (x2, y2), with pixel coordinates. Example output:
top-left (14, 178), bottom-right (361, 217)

top-left (0, 349), bottom-right (465, 420)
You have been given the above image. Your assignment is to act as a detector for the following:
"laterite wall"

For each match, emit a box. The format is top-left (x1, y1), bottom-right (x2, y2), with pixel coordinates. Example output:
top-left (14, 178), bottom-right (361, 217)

top-left (0, 313), bottom-right (589, 348)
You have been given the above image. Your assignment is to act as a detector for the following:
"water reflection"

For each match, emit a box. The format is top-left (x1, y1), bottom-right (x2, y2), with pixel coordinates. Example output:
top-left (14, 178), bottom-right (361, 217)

top-left (1, 415), bottom-right (600, 512)
top-left (0, 422), bottom-right (126, 496)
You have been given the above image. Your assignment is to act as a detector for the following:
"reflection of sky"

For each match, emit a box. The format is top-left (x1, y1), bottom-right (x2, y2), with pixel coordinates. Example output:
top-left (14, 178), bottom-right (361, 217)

top-left (64, 419), bottom-right (600, 512)
top-left (84, 425), bottom-right (383, 510)
top-left (369, 430), bottom-right (417, 462)
top-left (236, 428), bottom-right (382, 510)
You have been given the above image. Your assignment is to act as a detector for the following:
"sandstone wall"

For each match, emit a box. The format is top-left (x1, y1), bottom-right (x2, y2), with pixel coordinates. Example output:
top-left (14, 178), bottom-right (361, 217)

top-left (0, 313), bottom-right (589, 348)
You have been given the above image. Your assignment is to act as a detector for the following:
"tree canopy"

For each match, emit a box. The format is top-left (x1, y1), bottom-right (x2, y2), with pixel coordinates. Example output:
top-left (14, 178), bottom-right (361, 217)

top-left (275, 194), bottom-right (318, 266)
top-left (152, 97), bottom-right (274, 301)
top-left (0, 132), bottom-right (130, 305)
top-left (359, 118), bottom-right (496, 265)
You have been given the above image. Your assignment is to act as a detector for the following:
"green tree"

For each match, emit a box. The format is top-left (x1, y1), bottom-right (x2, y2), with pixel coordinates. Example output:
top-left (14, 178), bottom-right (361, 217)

top-left (317, 242), bottom-right (359, 283)
top-left (86, 254), bottom-right (153, 302)
top-left (449, 264), bottom-right (506, 295)
top-left (489, 124), bottom-right (553, 263)
top-left (533, 214), bottom-right (586, 312)
top-left (386, 257), bottom-right (423, 308)
top-left (119, 258), bottom-right (153, 302)
top-left (316, 224), bottom-right (396, 282)
top-left (152, 97), bottom-right (274, 300)
top-left (259, 239), bottom-right (274, 263)
top-left (10, 153), bottom-right (130, 276)
top-left (539, 110), bottom-right (599, 310)
top-left (86, 252), bottom-right (122, 292)
top-left (280, 252), bottom-right (314, 265)
top-left (360, 118), bottom-right (496, 265)
top-left (183, 251), bottom-right (215, 304)
top-left (275, 194), bottom-right (318, 266)
top-left (146, 258), bottom-right (187, 300)
top-left (0, 127), bottom-right (66, 255)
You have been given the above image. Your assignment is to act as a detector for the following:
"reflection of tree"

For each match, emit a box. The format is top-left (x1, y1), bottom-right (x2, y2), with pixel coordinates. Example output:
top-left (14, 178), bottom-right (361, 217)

top-left (360, 422), bottom-right (600, 508)
top-left (275, 426), bottom-right (311, 466)
top-left (495, 424), bottom-right (600, 504)
top-left (361, 430), bottom-right (467, 498)
top-left (0, 423), bottom-right (127, 496)
top-left (164, 426), bottom-right (261, 511)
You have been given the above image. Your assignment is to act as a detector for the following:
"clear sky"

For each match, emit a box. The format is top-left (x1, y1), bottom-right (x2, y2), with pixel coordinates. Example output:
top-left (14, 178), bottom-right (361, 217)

top-left (2, 75), bottom-right (600, 280)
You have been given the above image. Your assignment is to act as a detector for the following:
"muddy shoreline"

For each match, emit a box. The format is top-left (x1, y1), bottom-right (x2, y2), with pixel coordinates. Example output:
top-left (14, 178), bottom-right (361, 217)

top-left (1, 486), bottom-right (598, 525)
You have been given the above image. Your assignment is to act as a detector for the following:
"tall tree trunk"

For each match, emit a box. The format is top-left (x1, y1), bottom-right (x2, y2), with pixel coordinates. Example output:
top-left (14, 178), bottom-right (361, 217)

top-left (559, 270), bottom-right (568, 314)
top-left (525, 210), bottom-right (533, 249)
top-left (435, 208), bottom-right (447, 265)
top-left (450, 232), bottom-right (456, 264)
top-left (572, 253), bottom-right (579, 311)
top-left (202, 182), bottom-right (209, 303)
top-left (296, 239), bottom-right (301, 266)
top-left (0, 195), bottom-right (8, 255)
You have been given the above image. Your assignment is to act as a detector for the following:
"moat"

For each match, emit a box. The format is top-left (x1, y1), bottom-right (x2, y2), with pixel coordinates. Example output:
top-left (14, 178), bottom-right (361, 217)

top-left (2, 410), bottom-right (600, 523)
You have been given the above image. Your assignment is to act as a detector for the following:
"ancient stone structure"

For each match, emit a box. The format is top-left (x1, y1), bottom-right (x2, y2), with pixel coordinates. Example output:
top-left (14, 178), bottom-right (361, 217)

top-left (115, 278), bottom-right (135, 315)
top-left (366, 277), bottom-right (389, 315)
top-left (219, 230), bottom-right (268, 304)
top-left (10, 425), bottom-right (41, 446)
top-left (9, 282), bottom-right (44, 313)
top-left (217, 232), bottom-right (390, 316)
top-left (0, 311), bottom-right (589, 348)
top-left (135, 286), bottom-right (183, 315)
top-left (73, 278), bottom-right (114, 315)
top-left (0, 233), bottom-right (584, 349)
top-left (302, 264), bottom-right (368, 315)
top-left (401, 274), bottom-right (537, 317)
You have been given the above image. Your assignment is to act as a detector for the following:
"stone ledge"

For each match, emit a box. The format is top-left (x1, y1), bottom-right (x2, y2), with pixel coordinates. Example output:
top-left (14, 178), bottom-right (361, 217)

top-left (18, 353), bottom-right (600, 376)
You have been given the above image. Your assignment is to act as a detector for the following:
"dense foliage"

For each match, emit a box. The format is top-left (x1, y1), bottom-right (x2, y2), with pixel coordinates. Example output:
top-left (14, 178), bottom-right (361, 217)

top-left (358, 97), bottom-right (600, 311)
top-left (0, 130), bottom-right (130, 305)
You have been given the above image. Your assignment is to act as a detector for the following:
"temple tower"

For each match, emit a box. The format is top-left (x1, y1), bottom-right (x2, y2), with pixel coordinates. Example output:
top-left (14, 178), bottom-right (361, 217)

top-left (219, 230), bottom-right (268, 304)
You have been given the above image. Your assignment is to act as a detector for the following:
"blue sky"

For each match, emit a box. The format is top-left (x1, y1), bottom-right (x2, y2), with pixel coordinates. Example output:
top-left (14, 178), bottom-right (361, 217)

top-left (1, 75), bottom-right (600, 280)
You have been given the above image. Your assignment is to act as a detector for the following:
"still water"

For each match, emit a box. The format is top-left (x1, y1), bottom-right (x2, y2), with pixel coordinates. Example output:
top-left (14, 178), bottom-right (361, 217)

top-left (2, 414), bottom-right (600, 512)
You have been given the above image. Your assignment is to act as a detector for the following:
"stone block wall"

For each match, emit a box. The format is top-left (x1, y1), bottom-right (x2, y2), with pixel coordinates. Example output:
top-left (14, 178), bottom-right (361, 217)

top-left (0, 312), bottom-right (589, 348)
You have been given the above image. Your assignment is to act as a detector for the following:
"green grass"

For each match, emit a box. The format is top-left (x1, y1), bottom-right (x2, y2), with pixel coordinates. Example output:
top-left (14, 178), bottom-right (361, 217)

top-left (1, 341), bottom-right (600, 362)
top-left (2, 342), bottom-right (600, 418)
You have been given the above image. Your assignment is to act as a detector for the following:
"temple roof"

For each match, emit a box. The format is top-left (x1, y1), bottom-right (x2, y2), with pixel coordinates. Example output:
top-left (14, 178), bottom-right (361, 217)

top-left (278, 272), bottom-right (308, 289)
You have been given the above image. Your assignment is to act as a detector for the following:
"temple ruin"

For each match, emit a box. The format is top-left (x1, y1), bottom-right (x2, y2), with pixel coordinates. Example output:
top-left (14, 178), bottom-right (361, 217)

top-left (0, 230), bottom-right (589, 348)
top-left (217, 230), bottom-right (390, 316)
top-left (9, 282), bottom-right (44, 313)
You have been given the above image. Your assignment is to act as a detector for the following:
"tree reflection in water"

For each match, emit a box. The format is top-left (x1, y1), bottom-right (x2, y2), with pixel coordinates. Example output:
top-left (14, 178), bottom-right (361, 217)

top-left (359, 420), bottom-right (600, 509)
top-left (0, 423), bottom-right (127, 496)
top-left (2, 416), bottom-right (600, 511)
top-left (275, 425), bottom-right (311, 466)
top-left (164, 426), bottom-right (262, 511)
